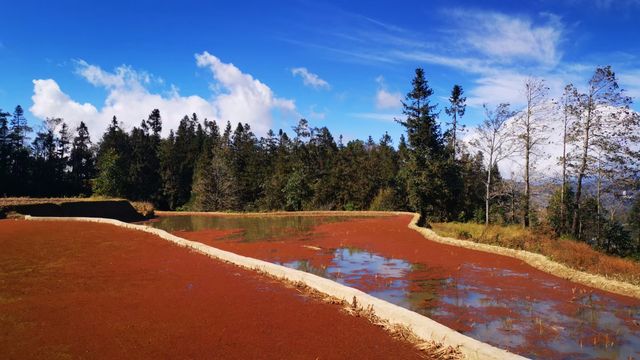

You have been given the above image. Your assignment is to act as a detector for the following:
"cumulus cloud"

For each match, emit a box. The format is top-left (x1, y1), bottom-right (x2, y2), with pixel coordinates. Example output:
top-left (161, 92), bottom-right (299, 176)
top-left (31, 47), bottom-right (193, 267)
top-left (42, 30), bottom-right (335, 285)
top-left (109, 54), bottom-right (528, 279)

top-left (291, 67), bottom-right (330, 89)
top-left (374, 76), bottom-right (402, 110)
top-left (31, 79), bottom-right (99, 128)
top-left (30, 52), bottom-right (295, 137)
top-left (196, 51), bottom-right (296, 134)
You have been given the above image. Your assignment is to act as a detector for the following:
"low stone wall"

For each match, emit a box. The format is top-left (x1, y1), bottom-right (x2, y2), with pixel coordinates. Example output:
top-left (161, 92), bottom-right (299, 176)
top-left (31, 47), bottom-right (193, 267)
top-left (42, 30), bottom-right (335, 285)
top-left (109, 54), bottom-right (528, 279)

top-left (24, 215), bottom-right (526, 360)
top-left (408, 213), bottom-right (640, 300)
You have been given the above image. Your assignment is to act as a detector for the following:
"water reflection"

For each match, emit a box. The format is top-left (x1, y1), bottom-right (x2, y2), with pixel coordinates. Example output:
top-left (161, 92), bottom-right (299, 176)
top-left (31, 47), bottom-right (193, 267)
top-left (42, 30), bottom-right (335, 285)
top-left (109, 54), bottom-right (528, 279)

top-left (148, 215), bottom-right (361, 242)
top-left (282, 247), bottom-right (640, 359)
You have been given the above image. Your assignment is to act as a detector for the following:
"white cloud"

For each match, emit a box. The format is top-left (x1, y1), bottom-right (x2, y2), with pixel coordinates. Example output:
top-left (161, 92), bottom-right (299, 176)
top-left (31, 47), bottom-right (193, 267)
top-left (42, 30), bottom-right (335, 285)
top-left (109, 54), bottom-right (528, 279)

top-left (450, 10), bottom-right (563, 66)
top-left (291, 67), bottom-right (330, 89)
top-left (374, 76), bottom-right (402, 110)
top-left (467, 72), bottom-right (531, 107)
top-left (31, 79), bottom-right (99, 128)
top-left (196, 51), bottom-right (296, 134)
top-left (30, 53), bottom-right (295, 137)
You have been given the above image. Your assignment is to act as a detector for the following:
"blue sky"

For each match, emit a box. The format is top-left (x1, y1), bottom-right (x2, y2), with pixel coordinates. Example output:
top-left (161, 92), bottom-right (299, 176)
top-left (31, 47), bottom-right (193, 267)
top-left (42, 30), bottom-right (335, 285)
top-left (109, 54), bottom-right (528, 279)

top-left (1, 0), bottom-right (639, 143)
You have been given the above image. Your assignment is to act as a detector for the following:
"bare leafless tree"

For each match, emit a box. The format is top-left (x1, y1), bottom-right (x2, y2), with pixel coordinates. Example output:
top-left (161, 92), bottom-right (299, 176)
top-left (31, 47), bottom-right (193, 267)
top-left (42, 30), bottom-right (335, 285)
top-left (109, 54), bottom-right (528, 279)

top-left (514, 78), bottom-right (550, 227)
top-left (568, 66), bottom-right (637, 238)
top-left (558, 84), bottom-right (577, 230)
top-left (470, 103), bottom-right (516, 226)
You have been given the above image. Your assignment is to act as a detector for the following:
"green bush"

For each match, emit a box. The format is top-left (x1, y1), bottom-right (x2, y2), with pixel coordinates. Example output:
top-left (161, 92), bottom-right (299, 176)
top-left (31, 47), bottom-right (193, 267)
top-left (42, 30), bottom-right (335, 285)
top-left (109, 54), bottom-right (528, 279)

top-left (369, 187), bottom-right (398, 211)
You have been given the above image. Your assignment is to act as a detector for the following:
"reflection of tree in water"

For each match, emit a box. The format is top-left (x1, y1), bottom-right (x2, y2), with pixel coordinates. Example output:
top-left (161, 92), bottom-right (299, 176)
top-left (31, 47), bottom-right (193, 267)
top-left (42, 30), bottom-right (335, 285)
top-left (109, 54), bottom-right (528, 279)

top-left (403, 263), bottom-right (447, 318)
top-left (149, 215), bottom-right (366, 242)
top-left (287, 259), bottom-right (330, 278)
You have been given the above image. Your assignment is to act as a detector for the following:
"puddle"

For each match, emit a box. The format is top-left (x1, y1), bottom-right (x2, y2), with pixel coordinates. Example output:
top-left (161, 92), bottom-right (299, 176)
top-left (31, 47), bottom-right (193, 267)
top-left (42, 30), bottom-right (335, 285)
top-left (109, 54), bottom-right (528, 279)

top-left (147, 215), bottom-right (640, 359)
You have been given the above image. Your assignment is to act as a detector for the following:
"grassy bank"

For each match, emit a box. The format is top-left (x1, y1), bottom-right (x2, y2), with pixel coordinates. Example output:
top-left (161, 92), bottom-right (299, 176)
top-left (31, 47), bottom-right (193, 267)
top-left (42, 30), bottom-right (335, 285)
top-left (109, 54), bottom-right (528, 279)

top-left (431, 222), bottom-right (640, 287)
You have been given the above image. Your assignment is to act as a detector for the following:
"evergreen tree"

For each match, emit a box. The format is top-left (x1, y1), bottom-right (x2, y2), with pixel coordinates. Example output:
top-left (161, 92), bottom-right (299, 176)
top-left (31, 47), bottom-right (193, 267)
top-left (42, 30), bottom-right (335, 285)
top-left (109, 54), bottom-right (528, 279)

top-left (94, 116), bottom-right (130, 197)
top-left (128, 110), bottom-right (163, 202)
top-left (308, 126), bottom-right (338, 209)
top-left (230, 123), bottom-right (261, 210)
top-left (159, 130), bottom-right (179, 209)
top-left (8, 105), bottom-right (32, 195)
top-left (0, 109), bottom-right (11, 195)
top-left (262, 130), bottom-right (292, 210)
top-left (31, 118), bottom-right (63, 196)
top-left (444, 84), bottom-right (466, 158)
top-left (68, 121), bottom-right (95, 195)
top-left (9, 105), bottom-right (32, 148)
top-left (94, 148), bottom-right (124, 197)
top-left (397, 68), bottom-right (450, 223)
top-left (458, 150), bottom-right (486, 222)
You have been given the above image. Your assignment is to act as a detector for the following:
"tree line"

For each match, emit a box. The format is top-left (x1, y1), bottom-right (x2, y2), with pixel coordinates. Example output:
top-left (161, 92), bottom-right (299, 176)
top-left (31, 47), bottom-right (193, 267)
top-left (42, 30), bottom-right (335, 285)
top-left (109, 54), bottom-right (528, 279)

top-left (1, 66), bottom-right (639, 256)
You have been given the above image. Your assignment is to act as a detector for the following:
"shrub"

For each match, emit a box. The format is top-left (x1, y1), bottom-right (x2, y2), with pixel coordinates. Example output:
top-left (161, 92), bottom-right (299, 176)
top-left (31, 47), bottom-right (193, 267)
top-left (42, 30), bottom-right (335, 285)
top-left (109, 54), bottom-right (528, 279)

top-left (457, 230), bottom-right (472, 239)
top-left (369, 187), bottom-right (398, 211)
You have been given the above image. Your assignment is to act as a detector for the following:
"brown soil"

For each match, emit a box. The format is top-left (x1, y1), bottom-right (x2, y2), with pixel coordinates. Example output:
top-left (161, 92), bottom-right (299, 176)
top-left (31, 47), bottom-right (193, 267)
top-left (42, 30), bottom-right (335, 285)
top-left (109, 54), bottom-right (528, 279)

top-left (0, 219), bottom-right (427, 360)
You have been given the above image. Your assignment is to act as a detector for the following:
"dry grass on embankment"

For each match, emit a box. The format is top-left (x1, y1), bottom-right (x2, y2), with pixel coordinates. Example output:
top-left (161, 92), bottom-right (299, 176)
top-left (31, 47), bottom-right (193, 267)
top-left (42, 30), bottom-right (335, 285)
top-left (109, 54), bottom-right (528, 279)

top-left (431, 222), bottom-right (640, 287)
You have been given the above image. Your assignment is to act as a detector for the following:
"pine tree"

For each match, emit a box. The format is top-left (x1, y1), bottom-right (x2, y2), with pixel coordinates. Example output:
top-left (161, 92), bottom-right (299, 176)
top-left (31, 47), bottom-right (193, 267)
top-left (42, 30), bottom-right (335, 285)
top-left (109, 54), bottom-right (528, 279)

top-left (458, 150), bottom-right (486, 221)
top-left (8, 105), bottom-right (32, 195)
top-left (0, 109), bottom-right (10, 195)
top-left (262, 130), bottom-right (292, 210)
top-left (397, 68), bottom-right (450, 223)
top-left (69, 121), bottom-right (95, 195)
top-left (444, 84), bottom-right (466, 158)
top-left (9, 105), bottom-right (32, 148)
top-left (94, 116), bottom-right (130, 197)
top-left (128, 110), bottom-right (163, 202)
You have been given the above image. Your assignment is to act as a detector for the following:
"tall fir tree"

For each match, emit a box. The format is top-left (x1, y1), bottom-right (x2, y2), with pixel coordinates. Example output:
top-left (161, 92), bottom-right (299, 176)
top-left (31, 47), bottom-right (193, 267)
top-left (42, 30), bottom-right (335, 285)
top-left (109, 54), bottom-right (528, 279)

top-left (69, 121), bottom-right (95, 195)
top-left (397, 68), bottom-right (451, 223)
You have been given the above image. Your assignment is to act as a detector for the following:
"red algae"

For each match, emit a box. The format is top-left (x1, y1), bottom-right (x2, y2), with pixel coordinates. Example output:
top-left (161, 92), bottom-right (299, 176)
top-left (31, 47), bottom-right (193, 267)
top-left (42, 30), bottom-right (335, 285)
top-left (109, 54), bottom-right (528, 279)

top-left (153, 214), bottom-right (640, 359)
top-left (0, 220), bottom-right (427, 360)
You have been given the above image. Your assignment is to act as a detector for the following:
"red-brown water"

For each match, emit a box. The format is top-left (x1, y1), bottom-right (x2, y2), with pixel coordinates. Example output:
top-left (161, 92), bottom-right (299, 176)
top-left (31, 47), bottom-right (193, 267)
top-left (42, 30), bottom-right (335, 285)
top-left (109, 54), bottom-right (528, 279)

top-left (148, 214), bottom-right (640, 359)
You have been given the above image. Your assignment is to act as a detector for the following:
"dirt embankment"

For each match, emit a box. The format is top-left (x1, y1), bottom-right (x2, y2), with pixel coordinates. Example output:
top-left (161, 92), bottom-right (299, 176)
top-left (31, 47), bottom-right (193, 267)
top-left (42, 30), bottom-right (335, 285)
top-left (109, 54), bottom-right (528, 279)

top-left (0, 198), bottom-right (152, 222)
top-left (0, 220), bottom-right (430, 360)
